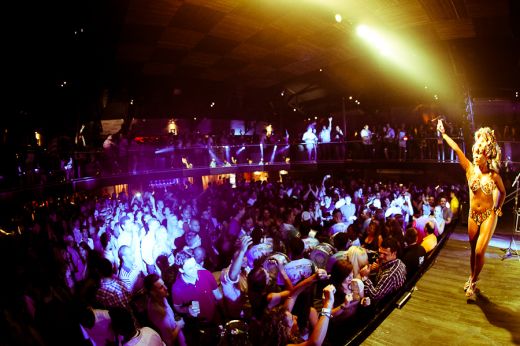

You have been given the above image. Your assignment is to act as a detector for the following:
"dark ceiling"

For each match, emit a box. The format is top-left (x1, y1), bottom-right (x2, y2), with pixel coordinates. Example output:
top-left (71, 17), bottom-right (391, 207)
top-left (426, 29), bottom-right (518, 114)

top-left (6, 0), bottom-right (520, 132)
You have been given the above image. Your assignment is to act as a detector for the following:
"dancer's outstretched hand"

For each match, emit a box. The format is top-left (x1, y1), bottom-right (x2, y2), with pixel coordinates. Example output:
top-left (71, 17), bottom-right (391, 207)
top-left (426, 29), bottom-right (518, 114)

top-left (437, 120), bottom-right (445, 134)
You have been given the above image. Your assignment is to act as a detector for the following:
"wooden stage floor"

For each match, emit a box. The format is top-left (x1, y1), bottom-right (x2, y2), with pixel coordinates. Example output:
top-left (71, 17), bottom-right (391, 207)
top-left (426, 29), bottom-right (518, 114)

top-left (364, 226), bottom-right (520, 346)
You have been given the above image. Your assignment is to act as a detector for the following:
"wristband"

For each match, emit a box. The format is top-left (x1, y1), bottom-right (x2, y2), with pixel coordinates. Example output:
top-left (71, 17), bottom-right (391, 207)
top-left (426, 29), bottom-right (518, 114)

top-left (321, 307), bottom-right (331, 315)
top-left (319, 311), bottom-right (332, 318)
top-left (494, 207), bottom-right (502, 217)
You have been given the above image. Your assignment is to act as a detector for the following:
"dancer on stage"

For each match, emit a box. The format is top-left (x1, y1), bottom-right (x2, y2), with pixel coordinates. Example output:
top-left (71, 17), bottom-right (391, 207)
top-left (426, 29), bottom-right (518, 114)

top-left (437, 120), bottom-right (506, 300)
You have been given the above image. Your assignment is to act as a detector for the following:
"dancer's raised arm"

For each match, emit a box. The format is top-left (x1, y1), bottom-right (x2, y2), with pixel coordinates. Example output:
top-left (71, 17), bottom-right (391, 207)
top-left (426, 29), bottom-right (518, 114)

top-left (437, 120), bottom-right (470, 171)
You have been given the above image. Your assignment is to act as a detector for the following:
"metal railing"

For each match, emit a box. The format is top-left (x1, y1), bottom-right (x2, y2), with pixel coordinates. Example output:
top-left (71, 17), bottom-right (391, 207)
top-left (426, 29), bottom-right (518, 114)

top-left (6, 138), bottom-right (520, 188)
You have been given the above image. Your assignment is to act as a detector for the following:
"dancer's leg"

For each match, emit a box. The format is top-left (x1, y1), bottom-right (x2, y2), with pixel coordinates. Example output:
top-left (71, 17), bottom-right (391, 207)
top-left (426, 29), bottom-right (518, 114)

top-left (472, 214), bottom-right (497, 282)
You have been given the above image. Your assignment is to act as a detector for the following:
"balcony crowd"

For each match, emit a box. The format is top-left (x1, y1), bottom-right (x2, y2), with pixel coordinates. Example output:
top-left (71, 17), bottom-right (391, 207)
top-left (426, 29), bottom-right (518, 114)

top-left (7, 118), bottom-right (518, 187)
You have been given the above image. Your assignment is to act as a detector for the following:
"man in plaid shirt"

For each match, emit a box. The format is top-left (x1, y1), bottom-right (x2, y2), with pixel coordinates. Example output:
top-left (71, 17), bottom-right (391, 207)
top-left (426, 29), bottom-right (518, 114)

top-left (360, 237), bottom-right (407, 303)
top-left (96, 258), bottom-right (130, 309)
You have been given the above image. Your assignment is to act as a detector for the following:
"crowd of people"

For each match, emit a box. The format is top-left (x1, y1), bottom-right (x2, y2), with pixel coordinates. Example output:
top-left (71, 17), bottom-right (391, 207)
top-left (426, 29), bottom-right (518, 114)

top-left (7, 117), bottom-right (518, 185)
top-left (0, 172), bottom-right (465, 345)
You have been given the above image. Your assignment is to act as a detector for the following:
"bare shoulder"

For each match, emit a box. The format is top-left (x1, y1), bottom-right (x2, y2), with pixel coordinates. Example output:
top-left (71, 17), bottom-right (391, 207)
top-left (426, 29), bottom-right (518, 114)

top-left (491, 171), bottom-right (505, 184)
top-left (490, 170), bottom-right (501, 180)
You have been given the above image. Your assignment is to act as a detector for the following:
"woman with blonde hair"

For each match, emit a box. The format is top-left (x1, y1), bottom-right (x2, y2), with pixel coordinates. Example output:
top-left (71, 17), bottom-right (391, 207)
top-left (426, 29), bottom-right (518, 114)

top-left (438, 120), bottom-right (506, 300)
top-left (345, 246), bottom-right (369, 279)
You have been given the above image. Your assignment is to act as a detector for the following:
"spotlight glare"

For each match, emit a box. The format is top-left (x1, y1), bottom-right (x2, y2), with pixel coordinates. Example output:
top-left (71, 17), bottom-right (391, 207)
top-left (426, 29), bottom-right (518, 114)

top-left (379, 48), bottom-right (390, 56)
top-left (356, 24), bottom-right (393, 57)
top-left (356, 25), bottom-right (370, 38)
top-left (335, 14), bottom-right (342, 23)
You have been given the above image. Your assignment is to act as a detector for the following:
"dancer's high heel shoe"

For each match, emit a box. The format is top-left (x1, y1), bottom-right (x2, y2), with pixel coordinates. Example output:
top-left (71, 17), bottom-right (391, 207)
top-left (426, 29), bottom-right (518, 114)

top-left (463, 277), bottom-right (478, 292)
top-left (465, 282), bottom-right (480, 302)
top-left (463, 277), bottom-right (471, 292)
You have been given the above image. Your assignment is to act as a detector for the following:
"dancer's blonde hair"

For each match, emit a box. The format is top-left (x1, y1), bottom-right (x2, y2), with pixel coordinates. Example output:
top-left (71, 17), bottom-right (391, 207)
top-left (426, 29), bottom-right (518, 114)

top-left (472, 127), bottom-right (501, 173)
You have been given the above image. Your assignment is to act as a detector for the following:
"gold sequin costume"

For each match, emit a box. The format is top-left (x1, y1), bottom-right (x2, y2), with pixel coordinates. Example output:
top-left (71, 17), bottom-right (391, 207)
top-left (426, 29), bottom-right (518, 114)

top-left (468, 167), bottom-right (497, 225)
top-left (469, 208), bottom-right (493, 226)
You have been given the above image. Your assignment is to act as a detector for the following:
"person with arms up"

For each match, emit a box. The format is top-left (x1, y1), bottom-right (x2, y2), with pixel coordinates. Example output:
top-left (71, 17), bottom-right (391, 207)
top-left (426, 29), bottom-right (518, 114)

top-left (256, 284), bottom-right (336, 346)
top-left (438, 120), bottom-right (506, 300)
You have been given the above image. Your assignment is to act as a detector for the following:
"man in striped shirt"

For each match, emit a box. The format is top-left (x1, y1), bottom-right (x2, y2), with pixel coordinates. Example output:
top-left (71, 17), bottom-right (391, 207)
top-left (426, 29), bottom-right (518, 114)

top-left (360, 237), bottom-right (407, 303)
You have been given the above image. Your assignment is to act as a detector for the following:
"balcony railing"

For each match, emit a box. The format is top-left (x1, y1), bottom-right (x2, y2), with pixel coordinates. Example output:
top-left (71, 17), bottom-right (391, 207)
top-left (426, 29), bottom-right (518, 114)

top-left (5, 138), bottom-right (520, 189)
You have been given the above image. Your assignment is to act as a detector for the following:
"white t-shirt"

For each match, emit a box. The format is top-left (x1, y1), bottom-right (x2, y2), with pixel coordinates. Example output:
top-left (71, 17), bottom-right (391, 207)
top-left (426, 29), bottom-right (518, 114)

top-left (330, 222), bottom-right (348, 235)
top-left (360, 128), bottom-right (372, 144)
top-left (124, 327), bottom-right (165, 346)
top-left (140, 230), bottom-right (156, 265)
top-left (82, 309), bottom-right (116, 346)
top-left (302, 130), bottom-right (317, 144)
top-left (319, 127), bottom-right (331, 143)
